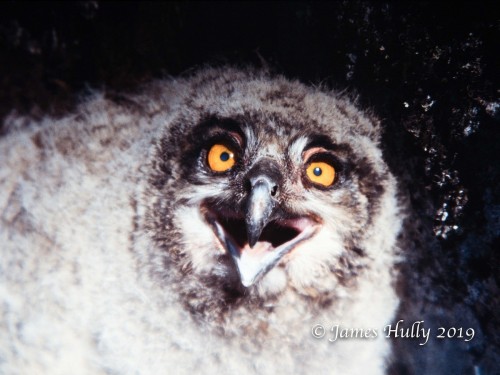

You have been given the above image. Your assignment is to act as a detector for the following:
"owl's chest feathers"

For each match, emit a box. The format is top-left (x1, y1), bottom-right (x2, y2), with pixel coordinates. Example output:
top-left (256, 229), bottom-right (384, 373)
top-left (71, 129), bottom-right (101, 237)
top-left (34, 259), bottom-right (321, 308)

top-left (155, 248), bottom-right (398, 341)
top-left (114, 258), bottom-right (399, 375)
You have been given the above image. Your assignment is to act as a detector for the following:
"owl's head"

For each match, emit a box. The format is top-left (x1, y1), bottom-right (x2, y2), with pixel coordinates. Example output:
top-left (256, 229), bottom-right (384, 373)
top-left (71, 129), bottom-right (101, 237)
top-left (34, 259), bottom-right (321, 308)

top-left (138, 67), bottom-right (400, 320)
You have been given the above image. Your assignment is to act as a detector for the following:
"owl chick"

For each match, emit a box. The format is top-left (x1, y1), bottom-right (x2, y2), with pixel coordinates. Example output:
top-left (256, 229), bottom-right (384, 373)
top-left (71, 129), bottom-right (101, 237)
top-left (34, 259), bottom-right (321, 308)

top-left (0, 67), bottom-right (403, 374)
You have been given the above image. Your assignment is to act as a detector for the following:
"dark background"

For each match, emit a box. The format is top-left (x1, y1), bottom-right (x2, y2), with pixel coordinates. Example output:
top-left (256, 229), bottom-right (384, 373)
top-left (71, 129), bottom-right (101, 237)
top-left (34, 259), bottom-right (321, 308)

top-left (0, 1), bottom-right (498, 372)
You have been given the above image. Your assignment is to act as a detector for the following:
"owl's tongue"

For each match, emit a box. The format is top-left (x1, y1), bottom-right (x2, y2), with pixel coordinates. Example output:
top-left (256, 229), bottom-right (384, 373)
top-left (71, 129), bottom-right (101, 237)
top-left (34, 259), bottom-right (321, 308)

top-left (231, 238), bottom-right (286, 287)
top-left (241, 241), bottom-right (274, 256)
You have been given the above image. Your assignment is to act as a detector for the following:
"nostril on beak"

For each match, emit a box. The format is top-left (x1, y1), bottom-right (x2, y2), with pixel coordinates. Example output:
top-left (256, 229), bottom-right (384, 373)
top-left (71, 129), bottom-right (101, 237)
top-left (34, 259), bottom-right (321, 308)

top-left (249, 176), bottom-right (279, 198)
top-left (271, 185), bottom-right (278, 197)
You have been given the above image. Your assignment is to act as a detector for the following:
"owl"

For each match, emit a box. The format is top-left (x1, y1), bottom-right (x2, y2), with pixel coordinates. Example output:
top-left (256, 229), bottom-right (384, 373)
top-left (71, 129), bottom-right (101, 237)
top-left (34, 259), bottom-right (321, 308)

top-left (0, 67), bottom-right (404, 374)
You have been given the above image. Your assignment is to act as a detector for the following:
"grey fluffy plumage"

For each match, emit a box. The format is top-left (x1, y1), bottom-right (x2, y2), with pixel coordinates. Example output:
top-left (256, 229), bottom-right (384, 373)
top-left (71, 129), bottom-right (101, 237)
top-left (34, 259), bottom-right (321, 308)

top-left (1, 67), bottom-right (404, 374)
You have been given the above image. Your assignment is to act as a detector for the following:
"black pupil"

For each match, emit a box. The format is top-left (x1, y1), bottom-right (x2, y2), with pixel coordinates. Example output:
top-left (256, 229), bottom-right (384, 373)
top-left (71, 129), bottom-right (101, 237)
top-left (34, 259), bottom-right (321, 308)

top-left (220, 151), bottom-right (230, 162)
top-left (313, 167), bottom-right (322, 176)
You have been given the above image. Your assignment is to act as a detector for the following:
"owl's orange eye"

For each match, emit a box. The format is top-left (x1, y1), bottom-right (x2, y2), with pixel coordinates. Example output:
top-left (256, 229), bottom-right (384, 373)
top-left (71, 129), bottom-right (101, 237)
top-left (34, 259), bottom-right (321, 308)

top-left (207, 144), bottom-right (236, 172)
top-left (306, 161), bottom-right (335, 187)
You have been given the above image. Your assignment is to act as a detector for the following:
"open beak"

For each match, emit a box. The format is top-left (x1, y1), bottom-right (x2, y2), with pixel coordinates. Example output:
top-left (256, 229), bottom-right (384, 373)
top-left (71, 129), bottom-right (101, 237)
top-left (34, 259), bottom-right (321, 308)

top-left (205, 176), bottom-right (320, 287)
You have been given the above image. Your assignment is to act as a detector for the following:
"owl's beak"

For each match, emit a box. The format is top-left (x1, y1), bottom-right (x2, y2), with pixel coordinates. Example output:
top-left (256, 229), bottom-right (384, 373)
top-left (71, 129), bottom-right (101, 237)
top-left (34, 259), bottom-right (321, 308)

top-left (204, 172), bottom-right (320, 288)
top-left (205, 173), bottom-right (320, 287)
top-left (227, 217), bottom-right (318, 287)
top-left (207, 210), bottom-right (319, 287)
top-left (246, 175), bottom-right (277, 248)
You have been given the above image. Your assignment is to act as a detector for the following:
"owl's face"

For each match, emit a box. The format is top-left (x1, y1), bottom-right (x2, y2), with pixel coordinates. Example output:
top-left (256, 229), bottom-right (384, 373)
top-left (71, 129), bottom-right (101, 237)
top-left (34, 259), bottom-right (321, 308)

top-left (142, 68), bottom-right (393, 317)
